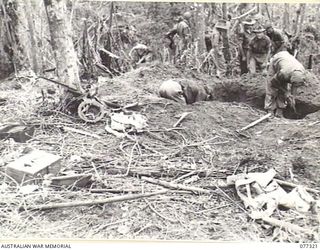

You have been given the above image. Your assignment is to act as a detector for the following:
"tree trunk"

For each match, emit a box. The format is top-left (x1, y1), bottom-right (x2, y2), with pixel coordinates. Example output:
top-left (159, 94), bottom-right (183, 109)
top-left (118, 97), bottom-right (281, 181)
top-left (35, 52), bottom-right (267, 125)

top-left (293, 3), bottom-right (306, 40)
top-left (194, 3), bottom-right (206, 55)
top-left (25, 0), bottom-right (43, 74)
top-left (221, 3), bottom-right (231, 75)
top-left (298, 4), bottom-right (306, 34)
top-left (44, 0), bottom-right (81, 91)
top-left (283, 3), bottom-right (290, 32)
top-left (3, 0), bottom-right (35, 73)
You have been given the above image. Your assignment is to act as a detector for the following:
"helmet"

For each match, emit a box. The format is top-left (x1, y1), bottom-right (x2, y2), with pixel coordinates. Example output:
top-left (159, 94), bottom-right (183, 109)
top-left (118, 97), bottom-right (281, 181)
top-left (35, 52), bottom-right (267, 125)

top-left (183, 12), bottom-right (192, 19)
top-left (264, 23), bottom-right (273, 30)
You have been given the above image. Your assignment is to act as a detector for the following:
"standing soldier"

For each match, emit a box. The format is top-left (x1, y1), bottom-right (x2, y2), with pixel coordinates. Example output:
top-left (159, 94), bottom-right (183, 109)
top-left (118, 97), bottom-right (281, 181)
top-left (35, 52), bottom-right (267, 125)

top-left (238, 19), bottom-right (255, 75)
top-left (265, 50), bottom-right (306, 118)
top-left (265, 24), bottom-right (288, 55)
top-left (248, 26), bottom-right (271, 74)
top-left (297, 33), bottom-right (319, 70)
top-left (205, 20), bottom-right (228, 78)
top-left (165, 12), bottom-right (192, 62)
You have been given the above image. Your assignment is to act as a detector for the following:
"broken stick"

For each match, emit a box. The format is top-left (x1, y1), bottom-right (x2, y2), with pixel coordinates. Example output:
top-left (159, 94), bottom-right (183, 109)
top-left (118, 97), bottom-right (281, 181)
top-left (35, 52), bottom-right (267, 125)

top-left (275, 178), bottom-right (320, 194)
top-left (237, 113), bottom-right (271, 132)
top-left (260, 216), bottom-right (315, 236)
top-left (173, 112), bottom-right (191, 128)
top-left (141, 176), bottom-right (211, 194)
top-left (63, 126), bottom-right (101, 139)
top-left (22, 190), bottom-right (168, 211)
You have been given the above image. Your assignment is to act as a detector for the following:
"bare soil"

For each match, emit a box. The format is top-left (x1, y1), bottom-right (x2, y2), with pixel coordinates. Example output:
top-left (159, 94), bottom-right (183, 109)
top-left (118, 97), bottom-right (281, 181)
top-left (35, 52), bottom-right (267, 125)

top-left (0, 63), bottom-right (319, 242)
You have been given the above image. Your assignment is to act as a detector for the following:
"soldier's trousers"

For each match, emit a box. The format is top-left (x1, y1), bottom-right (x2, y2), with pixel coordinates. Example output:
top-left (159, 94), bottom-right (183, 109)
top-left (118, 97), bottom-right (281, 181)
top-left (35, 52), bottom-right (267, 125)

top-left (248, 53), bottom-right (268, 73)
top-left (264, 68), bottom-right (288, 111)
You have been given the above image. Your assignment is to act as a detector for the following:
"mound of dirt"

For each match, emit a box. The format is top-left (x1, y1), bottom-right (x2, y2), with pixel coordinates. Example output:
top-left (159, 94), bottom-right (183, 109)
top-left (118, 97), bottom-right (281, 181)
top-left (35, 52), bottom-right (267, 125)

top-left (0, 63), bottom-right (319, 241)
top-left (210, 72), bottom-right (320, 119)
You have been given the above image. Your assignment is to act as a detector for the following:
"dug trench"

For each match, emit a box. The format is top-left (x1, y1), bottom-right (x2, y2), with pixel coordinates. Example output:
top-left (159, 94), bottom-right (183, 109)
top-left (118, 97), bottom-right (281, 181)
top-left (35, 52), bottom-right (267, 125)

top-left (209, 72), bottom-right (320, 119)
top-left (96, 63), bottom-right (320, 188)
top-left (1, 63), bottom-right (319, 240)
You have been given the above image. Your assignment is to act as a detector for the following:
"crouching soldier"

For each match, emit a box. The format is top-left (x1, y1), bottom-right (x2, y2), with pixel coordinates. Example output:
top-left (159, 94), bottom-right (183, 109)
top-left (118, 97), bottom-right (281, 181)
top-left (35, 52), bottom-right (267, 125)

top-left (159, 80), bottom-right (213, 104)
top-left (159, 80), bottom-right (185, 103)
top-left (129, 43), bottom-right (154, 65)
top-left (248, 26), bottom-right (271, 74)
top-left (265, 51), bottom-right (306, 118)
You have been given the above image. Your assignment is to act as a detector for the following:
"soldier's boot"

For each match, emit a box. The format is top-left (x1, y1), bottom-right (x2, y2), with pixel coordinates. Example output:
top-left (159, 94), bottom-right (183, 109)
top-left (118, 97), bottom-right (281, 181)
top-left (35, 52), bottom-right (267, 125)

top-left (275, 108), bottom-right (284, 118)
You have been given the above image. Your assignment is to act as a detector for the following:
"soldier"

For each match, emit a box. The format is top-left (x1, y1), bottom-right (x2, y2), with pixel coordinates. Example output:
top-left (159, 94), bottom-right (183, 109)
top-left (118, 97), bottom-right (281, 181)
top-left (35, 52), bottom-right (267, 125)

top-left (159, 80), bottom-right (213, 104)
top-left (265, 24), bottom-right (288, 54)
top-left (129, 43), bottom-right (153, 65)
top-left (205, 20), bottom-right (228, 78)
top-left (165, 12), bottom-right (192, 61)
top-left (248, 26), bottom-right (271, 74)
top-left (238, 19), bottom-right (255, 75)
top-left (297, 33), bottom-right (319, 70)
top-left (265, 50), bottom-right (306, 118)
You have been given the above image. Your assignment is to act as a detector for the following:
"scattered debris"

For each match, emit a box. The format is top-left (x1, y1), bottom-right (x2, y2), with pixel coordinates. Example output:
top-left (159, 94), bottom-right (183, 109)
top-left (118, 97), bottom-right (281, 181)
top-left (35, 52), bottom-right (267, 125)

top-left (48, 174), bottom-right (92, 188)
top-left (237, 113), bottom-right (272, 132)
top-left (227, 168), bottom-right (319, 236)
top-left (0, 124), bottom-right (35, 143)
top-left (5, 149), bottom-right (62, 184)
top-left (63, 126), bottom-right (101, 139)
top-left (108, 112), bottom-right (148, 133)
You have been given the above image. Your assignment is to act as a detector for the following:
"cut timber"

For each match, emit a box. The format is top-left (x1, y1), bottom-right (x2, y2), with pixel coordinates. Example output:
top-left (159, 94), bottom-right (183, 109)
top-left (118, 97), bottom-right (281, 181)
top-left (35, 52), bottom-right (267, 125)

top-left (6, 150), bottom-right (62, 184)
top-left (237, 113), bottom-right (271, 132)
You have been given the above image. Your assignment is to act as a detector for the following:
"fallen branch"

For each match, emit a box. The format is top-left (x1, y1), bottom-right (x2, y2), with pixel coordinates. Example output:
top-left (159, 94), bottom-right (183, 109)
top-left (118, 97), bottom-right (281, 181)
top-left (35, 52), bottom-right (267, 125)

top-left (22, 190), bottom-right (168, 211)
top-left (237, 113), bottom-right (271, 132)
top-left (89, 188), bottom-right (141, 194)
top-left (259, 216), bottom-right (315, 236)
top-left (173, 112), bottom-right (192, 128)
top-left (141, 176), bottom-right (211, 194)
top-left (275, 178), bottom-right (320, 194)
top-left (63, 126), bottom-right (101, 139)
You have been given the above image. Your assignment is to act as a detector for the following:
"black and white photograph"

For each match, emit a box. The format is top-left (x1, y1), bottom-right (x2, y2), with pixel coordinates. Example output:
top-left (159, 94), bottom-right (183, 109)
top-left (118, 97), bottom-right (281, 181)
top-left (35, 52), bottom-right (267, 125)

top-left (0, 0), bottom-right (319, 244)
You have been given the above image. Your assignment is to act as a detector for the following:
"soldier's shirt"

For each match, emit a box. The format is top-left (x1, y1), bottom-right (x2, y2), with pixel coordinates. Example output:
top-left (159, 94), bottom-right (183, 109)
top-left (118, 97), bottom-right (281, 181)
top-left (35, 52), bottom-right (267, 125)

top-left (267, 28), bottom-right (285, 45)
top-left (249, 35), bottom-right (271, 54)
top-left (238, 30), bottom-right (254, 50)
top-left (270, 51), bottom-right (305, 82)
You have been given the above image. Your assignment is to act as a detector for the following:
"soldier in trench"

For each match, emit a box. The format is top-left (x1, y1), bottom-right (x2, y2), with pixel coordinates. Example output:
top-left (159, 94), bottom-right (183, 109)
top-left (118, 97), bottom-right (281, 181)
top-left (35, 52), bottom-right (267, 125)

top-left (265, 50), bottom-right (306, 118)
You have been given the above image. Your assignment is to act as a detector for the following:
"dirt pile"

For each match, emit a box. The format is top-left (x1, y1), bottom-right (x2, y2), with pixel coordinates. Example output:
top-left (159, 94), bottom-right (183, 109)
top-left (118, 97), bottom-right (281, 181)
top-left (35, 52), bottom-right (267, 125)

top-left (210, 72), bottom-right (320, 119)
top-left (0, 64), bottom-right (319, 241)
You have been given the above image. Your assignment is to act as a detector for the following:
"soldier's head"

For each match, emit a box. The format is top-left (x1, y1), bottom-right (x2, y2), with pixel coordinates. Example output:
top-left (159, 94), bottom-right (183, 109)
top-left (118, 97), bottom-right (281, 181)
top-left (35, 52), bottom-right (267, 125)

top-left (253, 26), bottom-right (265, 39)
top-left (183, 12), bottom-right (192, 20)
top-left (242, 19), bottom-right (255, 32)
top-left (291, 71), bottom-right (306, 87)
top-left (265, 23), bottom-right (273, 35)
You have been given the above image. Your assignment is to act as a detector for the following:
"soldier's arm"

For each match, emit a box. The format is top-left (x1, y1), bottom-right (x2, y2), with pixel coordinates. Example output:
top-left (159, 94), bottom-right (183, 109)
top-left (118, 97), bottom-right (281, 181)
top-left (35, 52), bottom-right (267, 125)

top-left (165, 25), bottom-right (178, 39)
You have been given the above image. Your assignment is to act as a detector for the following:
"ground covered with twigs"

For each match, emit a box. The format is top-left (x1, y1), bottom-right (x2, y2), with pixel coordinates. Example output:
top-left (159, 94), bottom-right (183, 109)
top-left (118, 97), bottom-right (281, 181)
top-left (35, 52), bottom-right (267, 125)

top-left (0, 63), bottom-right (320, 242)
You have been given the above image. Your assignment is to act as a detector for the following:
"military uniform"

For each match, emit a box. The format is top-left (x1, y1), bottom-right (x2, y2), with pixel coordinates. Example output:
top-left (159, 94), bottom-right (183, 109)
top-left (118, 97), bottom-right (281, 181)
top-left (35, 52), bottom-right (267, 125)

top-left (129, 44), bottom-right (153, 65)
top-left (248, 34), bottom-right (271, 73)
top-left (266, 27), bottom-right (288, 54)
top-left (166, 17), bottom-right (191, 60)
top-left (265, 51), bottom-right (306, 117)
top-left (238, 22), bottom-right (255, 75)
